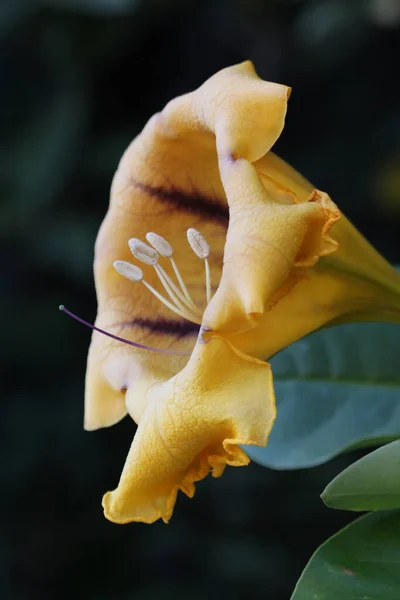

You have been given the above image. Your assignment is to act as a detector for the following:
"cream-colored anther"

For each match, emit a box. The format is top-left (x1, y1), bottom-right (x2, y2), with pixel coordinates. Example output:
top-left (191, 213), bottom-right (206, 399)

top-left (114, 228), bottom-right (214, 325)
top-left (138, 232), bottom-right (199, 314)
top-left (146, 232), bottom-right (173, 258)
top-left (114, 259), bottom-right (201, 325)
top-left (187, 228), bottom-right (210, 259)
top-left (113, 260), bottom-right (144, 282)
top-left (187, 228), bottom-right (212, 304)
top-left (128, 238), bottom-right (159, 265)
top-left (146, 230), bottom-right (196, 306)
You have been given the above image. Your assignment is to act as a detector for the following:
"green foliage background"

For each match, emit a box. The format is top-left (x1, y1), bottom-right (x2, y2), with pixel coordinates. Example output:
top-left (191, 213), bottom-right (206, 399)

top-left (1, 1), bottom-right (399, 599)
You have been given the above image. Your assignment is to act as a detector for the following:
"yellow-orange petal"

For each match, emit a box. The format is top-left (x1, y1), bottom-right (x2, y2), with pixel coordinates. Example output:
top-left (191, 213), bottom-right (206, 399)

top-left (255, 152), bottom-right (400, 328)
top-left (86, 62), bottom-right (290, 429)
top-left (161, 60), bottom-right (290, 162)
top-left (85, 336), bottom-right (189, 430)
top-left (256, 151), bottom-right (314, 203)
top-left (84, 345), bottom-right (128, 431)
top-left (203, 158), bottom-right (340, 334)
top-left (102, 336), bottom-right (275, 524)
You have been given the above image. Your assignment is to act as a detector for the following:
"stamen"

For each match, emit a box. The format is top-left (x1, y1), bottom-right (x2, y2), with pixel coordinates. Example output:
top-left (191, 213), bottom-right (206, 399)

top-left (113, 260), bottom-right (143, 281)
top-left (114, 230), bottom-right (213, 327)
top-left (126, 235), bottom-right (199, 314)
top-left (128, 239), bottom-right (159, 265)
top-left (204, 257), bottom-right (211, 304)
top-left (154, 264), bottom-right (202, 318)
top-left (146, 231), bottom-right (195, 305)
top-left (58, 305), bottom-right (190, 356)
top-left (187, 228), bottom-right (212, 304)
top-left (146, 232), bottom-right (173, 258)
top-left (187, 228), bottom-right (210, 259)
top-left (113, 261), bottom-right (202, 325)
top-left (141, 280), bottom-right (202, 325)
top-left (156, 263), bottom-right (201, 313)
top-left (170, 258), bottom-right (195, 305)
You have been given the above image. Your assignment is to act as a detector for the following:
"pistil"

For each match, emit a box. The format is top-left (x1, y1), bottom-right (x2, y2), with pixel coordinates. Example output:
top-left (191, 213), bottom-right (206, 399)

top-left (59, 305), bottom-right (190, 356)
top-left (60, 229), bottom-right (213, 355)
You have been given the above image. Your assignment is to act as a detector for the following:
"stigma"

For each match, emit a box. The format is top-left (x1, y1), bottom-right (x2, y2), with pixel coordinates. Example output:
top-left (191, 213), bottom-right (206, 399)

top-left (114, 229), bottom-right (212, 325)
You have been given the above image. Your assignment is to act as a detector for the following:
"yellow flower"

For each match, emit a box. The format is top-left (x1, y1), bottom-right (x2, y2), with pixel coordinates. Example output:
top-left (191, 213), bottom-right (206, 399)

top-left (85, 61), bottom-right (400, 524)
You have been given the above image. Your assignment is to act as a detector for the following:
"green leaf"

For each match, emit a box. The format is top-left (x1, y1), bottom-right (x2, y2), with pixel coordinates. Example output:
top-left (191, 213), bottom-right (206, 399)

top-left (322, 440), bottom-right (400, 511)
top-left (244, 322), bottom-right (400, 469)
top-left (291, 511), bottom-right (400, 600)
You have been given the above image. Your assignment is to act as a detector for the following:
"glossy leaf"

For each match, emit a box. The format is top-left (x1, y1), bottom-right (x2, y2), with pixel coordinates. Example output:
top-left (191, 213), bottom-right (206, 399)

top-left (322, 440), bottom-right (400, 511)
top-left (291, 511), bottom-right (400, 600)
top-left (245, 322), bottom-right (400, 469)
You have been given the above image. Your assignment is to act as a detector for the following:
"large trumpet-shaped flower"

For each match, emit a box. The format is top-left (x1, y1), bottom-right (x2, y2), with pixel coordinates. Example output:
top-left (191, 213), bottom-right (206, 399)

top-left (84, 62), bottom-right (400, 524)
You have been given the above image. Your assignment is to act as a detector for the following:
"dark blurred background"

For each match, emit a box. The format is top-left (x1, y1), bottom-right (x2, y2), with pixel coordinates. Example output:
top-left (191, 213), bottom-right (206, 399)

top-left (1, 0), bottom-right (399, 598)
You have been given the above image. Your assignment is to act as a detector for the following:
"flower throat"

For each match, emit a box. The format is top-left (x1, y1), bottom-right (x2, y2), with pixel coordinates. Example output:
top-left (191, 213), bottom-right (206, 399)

top-left (60, 229), bottom-right (212, 356)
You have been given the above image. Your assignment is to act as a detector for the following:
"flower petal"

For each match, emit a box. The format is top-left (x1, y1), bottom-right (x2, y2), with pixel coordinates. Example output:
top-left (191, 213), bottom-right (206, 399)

top-left (84, 346), bottom-right (128, 431)
top-left (256, 152), bottom-right (400, 327)
top-left (203, 158), bottom-right (340, 334)
top-left (102, 336), bottom-right (275, 524)
top-left (85, 62), bottom-right (289, 430)
top-left (85, 341), bottom-right (188, 430)
top-left (165, 60), bottom-right (290, 162)
top-left (215, 268), bottom-right (400, 361)
top-left (256, 152), bottom-right (400, 291)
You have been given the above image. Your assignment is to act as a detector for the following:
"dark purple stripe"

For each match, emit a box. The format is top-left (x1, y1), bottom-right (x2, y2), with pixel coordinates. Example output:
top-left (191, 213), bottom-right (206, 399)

top-left (133, 180), bottom-right (229, 225)
top-left (120, 317), bottom-right (200, 338)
